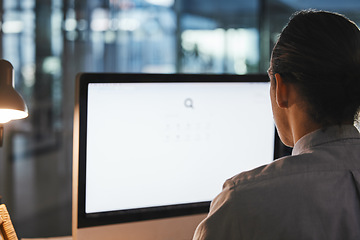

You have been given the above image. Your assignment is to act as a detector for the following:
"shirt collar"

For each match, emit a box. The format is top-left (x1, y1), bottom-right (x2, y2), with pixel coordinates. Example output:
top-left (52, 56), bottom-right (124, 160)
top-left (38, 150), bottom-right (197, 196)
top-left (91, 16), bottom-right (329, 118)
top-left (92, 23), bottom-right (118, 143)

top-left (292, 125), bottom-right (360, 156)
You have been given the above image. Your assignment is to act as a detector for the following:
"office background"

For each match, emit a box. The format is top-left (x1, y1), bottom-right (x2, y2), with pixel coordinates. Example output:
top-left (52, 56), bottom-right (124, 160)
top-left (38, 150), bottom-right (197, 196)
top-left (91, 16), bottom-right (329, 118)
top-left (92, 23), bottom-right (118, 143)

top-left (0, 0), bottom-right (359, 238)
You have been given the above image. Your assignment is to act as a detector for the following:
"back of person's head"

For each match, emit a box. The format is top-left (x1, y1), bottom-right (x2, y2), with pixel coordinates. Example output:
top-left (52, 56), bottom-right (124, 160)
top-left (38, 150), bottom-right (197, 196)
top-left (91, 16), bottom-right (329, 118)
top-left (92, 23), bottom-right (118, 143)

top-left (271, 9), bottom-right (360, 128)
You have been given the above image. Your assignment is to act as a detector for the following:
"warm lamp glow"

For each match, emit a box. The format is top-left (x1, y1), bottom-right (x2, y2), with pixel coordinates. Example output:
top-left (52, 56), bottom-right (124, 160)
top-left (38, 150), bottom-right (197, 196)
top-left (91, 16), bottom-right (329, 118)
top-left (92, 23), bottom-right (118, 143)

top-left (0, 109), bottom-right (28, 124)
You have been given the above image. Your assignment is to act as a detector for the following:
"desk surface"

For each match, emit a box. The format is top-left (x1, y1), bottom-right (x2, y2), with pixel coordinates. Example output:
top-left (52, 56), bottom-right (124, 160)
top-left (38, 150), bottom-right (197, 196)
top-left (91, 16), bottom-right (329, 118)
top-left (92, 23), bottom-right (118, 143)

top-left (22, 237), bottom-right (72, 240)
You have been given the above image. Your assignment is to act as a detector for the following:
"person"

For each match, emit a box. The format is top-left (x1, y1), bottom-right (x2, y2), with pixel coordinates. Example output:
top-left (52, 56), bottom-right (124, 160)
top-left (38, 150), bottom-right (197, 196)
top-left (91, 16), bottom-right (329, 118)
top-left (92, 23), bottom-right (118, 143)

top-left (192, 10), bottom-right (360, 240)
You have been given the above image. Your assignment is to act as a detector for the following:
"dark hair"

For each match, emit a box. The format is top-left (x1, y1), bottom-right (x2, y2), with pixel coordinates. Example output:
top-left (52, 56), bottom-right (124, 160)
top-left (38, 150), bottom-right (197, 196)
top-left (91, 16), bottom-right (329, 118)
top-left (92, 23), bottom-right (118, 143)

top-left (271, 10), bottom-right (360, 127)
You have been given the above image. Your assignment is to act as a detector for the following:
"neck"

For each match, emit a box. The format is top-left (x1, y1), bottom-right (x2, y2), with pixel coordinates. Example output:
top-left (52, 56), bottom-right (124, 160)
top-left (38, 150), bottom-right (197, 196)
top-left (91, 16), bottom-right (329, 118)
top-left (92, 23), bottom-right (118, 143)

top-left (287, 105), bottom-right (321, 146)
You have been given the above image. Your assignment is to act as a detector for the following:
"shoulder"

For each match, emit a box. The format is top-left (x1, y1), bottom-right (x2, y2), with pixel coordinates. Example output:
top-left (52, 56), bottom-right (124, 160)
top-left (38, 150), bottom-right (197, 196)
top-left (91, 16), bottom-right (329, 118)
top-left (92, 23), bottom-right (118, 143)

top-left (193, 183), bottom-right (242, 240)
top-left (227, 140), bottom-right (360, 190)
top-left (223, 154), bottom-right (301, 189)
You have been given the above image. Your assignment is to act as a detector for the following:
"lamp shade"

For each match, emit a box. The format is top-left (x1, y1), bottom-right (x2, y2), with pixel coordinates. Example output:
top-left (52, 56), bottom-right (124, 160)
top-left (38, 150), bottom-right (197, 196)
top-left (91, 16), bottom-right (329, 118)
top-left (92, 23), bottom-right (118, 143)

top-left (0, 59), bottom-right (28, 123)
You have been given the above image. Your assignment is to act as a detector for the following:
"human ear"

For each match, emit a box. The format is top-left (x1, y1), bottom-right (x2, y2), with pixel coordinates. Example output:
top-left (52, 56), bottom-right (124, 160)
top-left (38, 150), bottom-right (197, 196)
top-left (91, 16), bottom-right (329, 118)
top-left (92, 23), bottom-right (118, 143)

top-left (274, 73), bottom-right (289, 108)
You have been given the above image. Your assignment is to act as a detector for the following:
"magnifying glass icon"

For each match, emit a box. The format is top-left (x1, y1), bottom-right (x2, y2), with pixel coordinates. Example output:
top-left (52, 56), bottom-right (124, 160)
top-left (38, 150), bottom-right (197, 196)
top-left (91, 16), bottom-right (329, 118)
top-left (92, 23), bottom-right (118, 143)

top-left (184, 98), bottom-right (194, 109)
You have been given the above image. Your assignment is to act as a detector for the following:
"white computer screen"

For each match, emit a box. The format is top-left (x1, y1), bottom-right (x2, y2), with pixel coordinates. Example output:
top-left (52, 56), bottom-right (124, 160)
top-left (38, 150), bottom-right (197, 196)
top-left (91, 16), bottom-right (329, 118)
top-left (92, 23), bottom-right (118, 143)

top-left (84, 81), bottom-right (274, 214)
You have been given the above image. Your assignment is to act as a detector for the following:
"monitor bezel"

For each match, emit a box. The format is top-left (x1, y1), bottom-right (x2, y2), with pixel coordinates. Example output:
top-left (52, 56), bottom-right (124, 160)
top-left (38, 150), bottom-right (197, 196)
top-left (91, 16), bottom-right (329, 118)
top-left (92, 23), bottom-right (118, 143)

top-left (75, 73), bottom-right (284, 228)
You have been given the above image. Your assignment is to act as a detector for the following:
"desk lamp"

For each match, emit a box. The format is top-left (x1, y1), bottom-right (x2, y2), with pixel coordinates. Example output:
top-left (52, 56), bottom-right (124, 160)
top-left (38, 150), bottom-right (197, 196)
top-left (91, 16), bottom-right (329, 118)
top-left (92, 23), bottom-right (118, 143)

top-left (0, 59), bottom-right (28, 147)
top-left (0, 59), bottom-right (27, 240)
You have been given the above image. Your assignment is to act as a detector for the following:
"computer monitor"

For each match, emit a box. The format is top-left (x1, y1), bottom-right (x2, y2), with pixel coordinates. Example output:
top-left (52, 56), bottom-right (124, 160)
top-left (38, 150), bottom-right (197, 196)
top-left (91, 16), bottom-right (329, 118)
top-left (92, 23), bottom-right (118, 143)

top-left (72, 73), bottom-right (284, 240)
